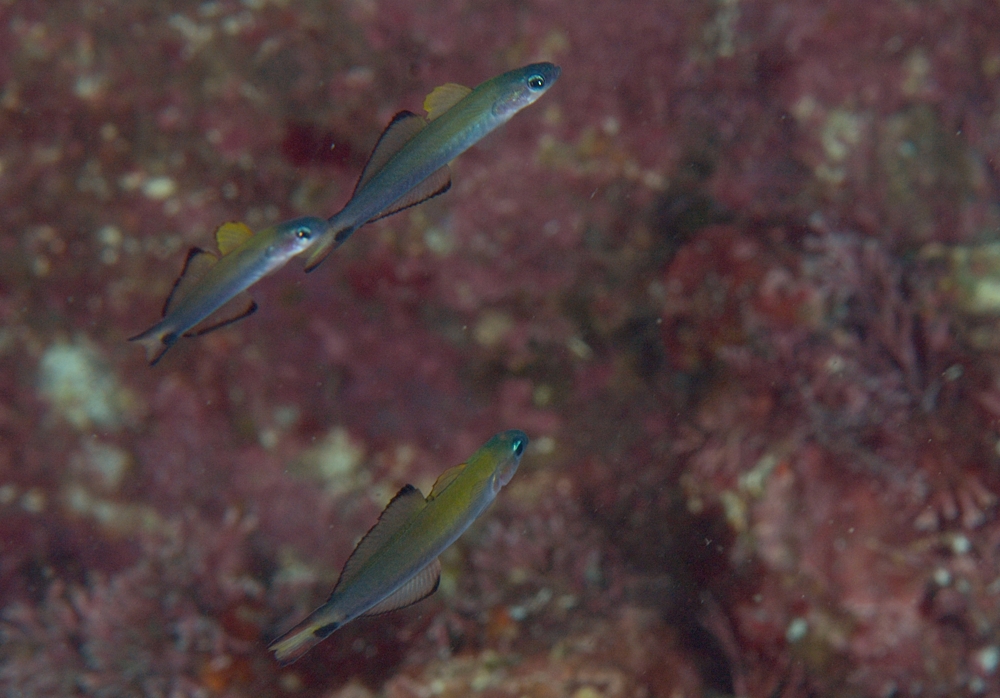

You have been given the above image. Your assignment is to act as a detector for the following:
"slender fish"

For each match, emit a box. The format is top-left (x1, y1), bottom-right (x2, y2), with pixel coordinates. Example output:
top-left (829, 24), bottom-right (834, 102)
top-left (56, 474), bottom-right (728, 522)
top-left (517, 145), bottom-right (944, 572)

top-left (303, 62), bottom-right (561, 271)
top-left (130, 63), bottom-right (558, 363)
top-left (269, 429), bottom-right (529, 665)
top-left (129, 217), bottom-right (328, 365)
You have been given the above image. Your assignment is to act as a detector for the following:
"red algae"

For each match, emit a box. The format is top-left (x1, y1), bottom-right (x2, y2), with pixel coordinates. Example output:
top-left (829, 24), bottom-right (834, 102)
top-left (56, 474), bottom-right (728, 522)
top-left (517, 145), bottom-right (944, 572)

top-left (647, 223), bottom-right (1000, 695)
top-left (5, 0), bottom-right (1000, 696)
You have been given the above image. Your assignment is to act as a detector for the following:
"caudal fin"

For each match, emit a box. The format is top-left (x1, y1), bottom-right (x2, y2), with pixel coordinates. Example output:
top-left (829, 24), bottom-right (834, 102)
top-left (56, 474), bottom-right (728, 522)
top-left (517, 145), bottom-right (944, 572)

top-left (303, 233), bottom-right (338, 272)
top-left (128, 326), bottom-right (176, 366)
top-left (268, 612), bottom-right (341, 665)
top-left (304, 218), bottom-right (360, 272)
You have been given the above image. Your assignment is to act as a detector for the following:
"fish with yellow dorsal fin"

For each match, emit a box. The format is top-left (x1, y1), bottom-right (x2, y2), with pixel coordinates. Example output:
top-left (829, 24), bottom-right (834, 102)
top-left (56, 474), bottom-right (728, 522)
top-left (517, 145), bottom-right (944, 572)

top-left (268, 430), bottom-right (528, 665)
top-left (129, 216), bottom-right (328, 365)
top-left (302, 62), bottom-right (561, 272)
top-left (422, 83), bottom-right (472, 120)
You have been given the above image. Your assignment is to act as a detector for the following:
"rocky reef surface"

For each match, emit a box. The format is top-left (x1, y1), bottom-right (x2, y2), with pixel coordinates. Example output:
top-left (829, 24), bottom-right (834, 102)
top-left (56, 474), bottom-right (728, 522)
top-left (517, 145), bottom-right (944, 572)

top-left (3, 1), bottom-right (1000, 696)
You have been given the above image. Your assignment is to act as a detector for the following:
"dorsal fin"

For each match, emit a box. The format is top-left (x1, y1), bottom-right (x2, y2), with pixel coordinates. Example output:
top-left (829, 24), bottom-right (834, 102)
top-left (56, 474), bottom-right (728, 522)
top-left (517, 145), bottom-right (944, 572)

top-left (334, 484), bottom-right (427, 592)
top-left (360, 557), bottom-right (441, 617)
top-left (215, 221), bottom-right (254, 256)
top-left (162, 247), bottom-right (218, 317)
top-left (427, 462), bottom-right (466, 500)
top-left (354, 111), bottom-right (427, 195)
top-left (423, 83), bottom-right (472, 121)
top-left (369, 165), bottom-right (451, 223)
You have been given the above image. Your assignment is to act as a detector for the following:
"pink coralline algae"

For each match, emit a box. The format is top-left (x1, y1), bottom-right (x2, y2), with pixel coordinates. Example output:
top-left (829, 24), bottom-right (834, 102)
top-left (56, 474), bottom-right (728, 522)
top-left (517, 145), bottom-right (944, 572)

top-left (652, 224), bottom-right (1000, 695)
top-left (5, 0), bottom-right (1000, 696)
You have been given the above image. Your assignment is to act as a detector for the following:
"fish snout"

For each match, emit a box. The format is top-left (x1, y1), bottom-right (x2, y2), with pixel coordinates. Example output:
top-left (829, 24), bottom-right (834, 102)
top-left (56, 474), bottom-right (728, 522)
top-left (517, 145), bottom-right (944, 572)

top-left (491, 63), bottom-right (561, 120)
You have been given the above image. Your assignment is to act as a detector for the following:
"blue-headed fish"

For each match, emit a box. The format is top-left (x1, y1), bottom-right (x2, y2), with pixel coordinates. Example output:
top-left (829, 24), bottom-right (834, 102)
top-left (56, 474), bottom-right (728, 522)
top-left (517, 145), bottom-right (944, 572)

top-left (129, 216), bottom-right (328, 365)
top-left (303, 62), bottom-right (561, 271)
top-left (269, 429), bottom-right (529, 664)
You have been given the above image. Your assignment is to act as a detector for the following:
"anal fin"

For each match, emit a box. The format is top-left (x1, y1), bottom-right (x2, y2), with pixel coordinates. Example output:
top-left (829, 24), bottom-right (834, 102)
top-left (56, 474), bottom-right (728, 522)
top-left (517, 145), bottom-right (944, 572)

top-left (361, 557), bottom-right (441, 617)
top-left (183, 298), bottom-right (258, 337)
top-left (370, 165), bottom-right (451, 223)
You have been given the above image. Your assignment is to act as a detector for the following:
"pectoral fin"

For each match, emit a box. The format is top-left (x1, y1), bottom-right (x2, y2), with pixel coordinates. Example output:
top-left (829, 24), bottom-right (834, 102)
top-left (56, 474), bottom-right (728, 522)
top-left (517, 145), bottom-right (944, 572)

top-left (427, 462), bottom-right (466, 500)
top-left (361, 557), bottom-right (441, 617)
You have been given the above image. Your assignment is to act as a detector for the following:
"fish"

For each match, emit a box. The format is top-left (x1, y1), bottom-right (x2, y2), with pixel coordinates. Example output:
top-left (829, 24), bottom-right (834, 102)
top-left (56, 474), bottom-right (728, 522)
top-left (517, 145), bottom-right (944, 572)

top-left (268, 429), bottom-right (529, 665)
top-left (129, 216), bottom-right (329, 365)
top-left (302, 62), bottom-right (561, 271)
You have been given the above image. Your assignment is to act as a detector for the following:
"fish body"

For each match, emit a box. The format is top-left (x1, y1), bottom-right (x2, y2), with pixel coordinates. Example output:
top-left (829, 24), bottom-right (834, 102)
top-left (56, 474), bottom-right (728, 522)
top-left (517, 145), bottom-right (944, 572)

top-left (304, 62), bottom-right (561, 270)
top-left (130, 216), bottom-right (328, 364)
top-left (269, 429), bottom-right (528, 664)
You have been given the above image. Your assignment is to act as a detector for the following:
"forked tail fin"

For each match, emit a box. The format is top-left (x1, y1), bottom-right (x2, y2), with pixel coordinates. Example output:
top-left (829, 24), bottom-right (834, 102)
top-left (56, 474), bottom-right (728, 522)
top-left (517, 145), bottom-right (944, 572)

top-left (128, 326), bottom-right (176, 366)
top-left (303, 234), bottom-right (336, 272)
top-left (268, 613), bottom-right (341, 665)
top-left (304, 224), bottom-right (352, 273)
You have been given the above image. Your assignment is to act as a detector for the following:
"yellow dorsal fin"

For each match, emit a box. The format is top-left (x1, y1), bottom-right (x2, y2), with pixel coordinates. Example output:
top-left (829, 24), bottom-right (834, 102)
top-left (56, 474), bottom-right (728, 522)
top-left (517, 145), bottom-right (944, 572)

top-left (423, 83), bottom-right (472, 121)
top-left (215, 221), bottom-right (254, 255)
top-left (427, 462), bottom-right (466, 500)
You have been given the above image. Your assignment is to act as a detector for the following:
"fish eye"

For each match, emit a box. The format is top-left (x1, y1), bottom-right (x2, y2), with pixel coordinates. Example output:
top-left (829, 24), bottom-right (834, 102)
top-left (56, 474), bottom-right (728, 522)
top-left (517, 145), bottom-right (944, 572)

top-left (512, 437), bottom-right (525, 457)
top-left (295, 226), bottom-right (313, 240)
top-left (527, 74), bottom-right (545, 90)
